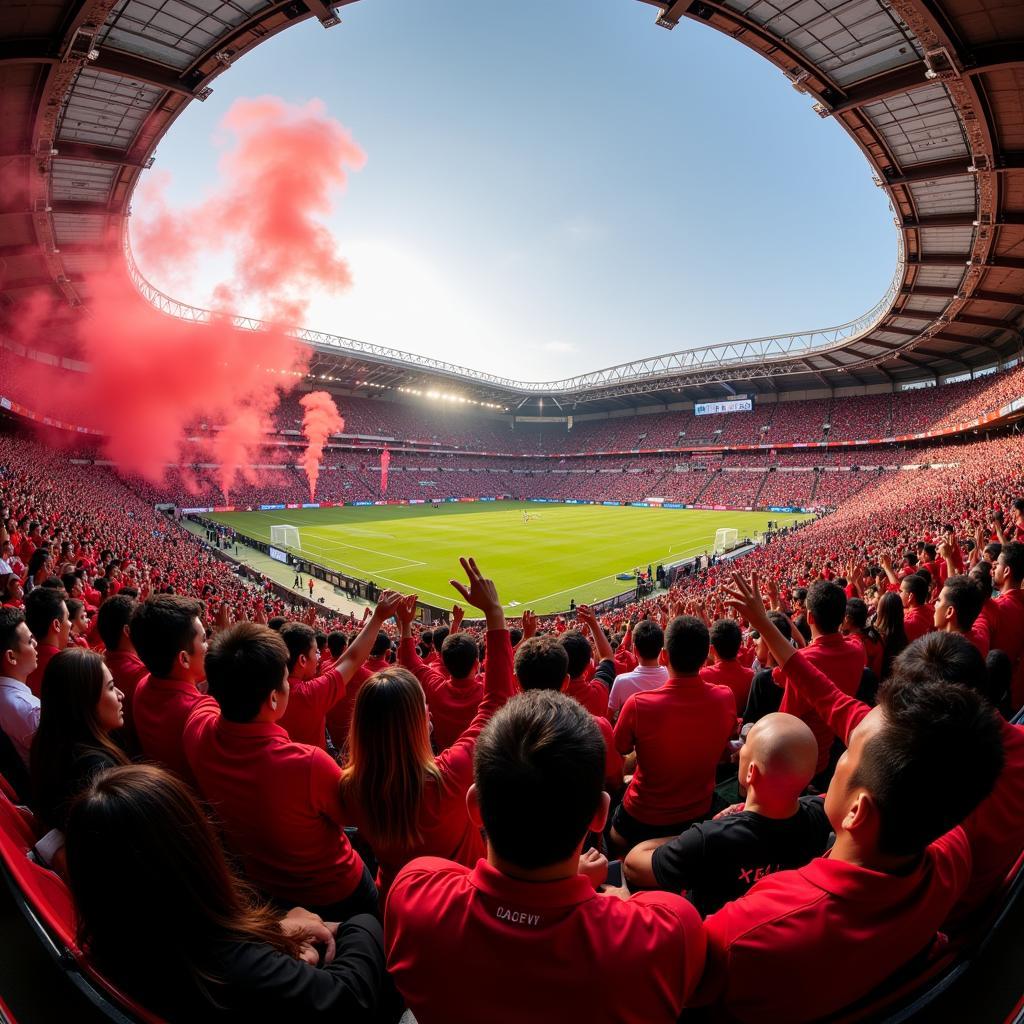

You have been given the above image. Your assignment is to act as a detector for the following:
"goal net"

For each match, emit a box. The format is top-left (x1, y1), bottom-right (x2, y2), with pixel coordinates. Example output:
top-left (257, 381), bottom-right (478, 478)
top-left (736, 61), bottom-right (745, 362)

top-left (713, 527), bottom-right (739, 554)
top-left (270, 524), bottom-right (301, 550)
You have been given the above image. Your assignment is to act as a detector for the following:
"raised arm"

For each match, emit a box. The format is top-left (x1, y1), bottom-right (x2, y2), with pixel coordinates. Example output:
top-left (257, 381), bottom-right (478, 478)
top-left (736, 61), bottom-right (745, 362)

top-left (335, 589), bottom-right (403, 682)
top-left (577, 604), bottom-right (614, 663)
top-left (723, 572), bottom-right (869, 744)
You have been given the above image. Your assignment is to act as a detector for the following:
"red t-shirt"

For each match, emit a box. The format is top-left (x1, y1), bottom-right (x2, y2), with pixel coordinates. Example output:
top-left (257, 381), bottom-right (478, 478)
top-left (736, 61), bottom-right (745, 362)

top-left (278, 664), bottom-right (347, 749)
top-left (183, 700), bottom-right (365, 908)
top-left (904, 604), bottom-right (933, 644)
top-left (697, 828), bottom-right (972, 1022)
top-left (338, 629), bottom-right (517, 896)
top-left (567, 673), bottom-right (610, 721)
top-left (700, 660), bottom-right (754, 711)
top-left (386, 857), bottom-right (706, 1024)
top-left (614, 675), bottom-right (736, 824)
top-left (775, 634), bottom-right (866, 774)
top-left (398, 636), bottom-right (483, 752)
top-left (326, 664), bottom-right (370, 756)
top-left (133, 674), bottom-right (207, 784)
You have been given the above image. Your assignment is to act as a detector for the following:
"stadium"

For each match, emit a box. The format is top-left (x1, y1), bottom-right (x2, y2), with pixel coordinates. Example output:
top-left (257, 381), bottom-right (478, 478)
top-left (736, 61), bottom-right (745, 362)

top-left (1, 0), bottom-right (1023, 1021)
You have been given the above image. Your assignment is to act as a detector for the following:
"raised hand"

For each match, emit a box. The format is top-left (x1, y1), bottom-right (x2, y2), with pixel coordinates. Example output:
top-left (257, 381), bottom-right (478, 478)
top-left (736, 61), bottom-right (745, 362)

top-left (521, 609), bottom-right (538, 640)
top-left (451, 603), bottom-right (465, 632)
top-left (722, 572), bottom-right (770, 632)
top-left (450, 557), bottom-right (504, 629)
top-left (394, 593), bottom-right (418, 631)
top-left (373, 588), bottom-right (405, 620)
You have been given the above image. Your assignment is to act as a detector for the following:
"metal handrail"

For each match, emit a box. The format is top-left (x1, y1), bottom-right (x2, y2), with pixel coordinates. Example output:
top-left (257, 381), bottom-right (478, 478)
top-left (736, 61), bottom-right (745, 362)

top-left (124, 219), bottom-right (905, 397)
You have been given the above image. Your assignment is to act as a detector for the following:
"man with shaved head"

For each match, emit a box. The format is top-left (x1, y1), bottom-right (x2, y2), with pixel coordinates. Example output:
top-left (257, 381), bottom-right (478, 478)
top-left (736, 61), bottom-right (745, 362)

top-left (623, 713), bottom-right (831, 916)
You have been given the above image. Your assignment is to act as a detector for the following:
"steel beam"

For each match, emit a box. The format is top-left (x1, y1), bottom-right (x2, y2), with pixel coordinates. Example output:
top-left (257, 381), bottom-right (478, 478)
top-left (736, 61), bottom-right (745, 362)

top-left (48, 140), bottom-right (147, 167)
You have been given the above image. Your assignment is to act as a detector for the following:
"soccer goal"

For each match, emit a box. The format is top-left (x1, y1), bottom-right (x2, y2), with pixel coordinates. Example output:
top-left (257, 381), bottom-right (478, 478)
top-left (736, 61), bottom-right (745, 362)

top-left (713, 527), bottom-right (739, 554)
top-left (270, 524), bottom-right (301, 550)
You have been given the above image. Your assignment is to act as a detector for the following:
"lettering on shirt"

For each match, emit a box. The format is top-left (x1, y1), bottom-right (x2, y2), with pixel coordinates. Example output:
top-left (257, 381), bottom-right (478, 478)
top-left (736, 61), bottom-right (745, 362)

top-left (738, 864), bottom-right (782, 886)
top-left (495, 906), bottom-right (541, 927)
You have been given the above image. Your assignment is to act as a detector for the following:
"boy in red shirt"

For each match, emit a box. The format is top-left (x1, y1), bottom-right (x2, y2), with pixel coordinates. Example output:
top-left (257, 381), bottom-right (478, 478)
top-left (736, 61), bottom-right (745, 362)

top-left (701, 618), bottom-right (754, 710)
top-left (386, 690), bottom-right (706, 1024)
top-left (129, 595), bottom-right (208, 783)
top-left (900, 573), bottom-right (934, 643)
top-left (97, 594), bottom-right (147, 755)
top-left (986, 541), bottom-right (1024, 706)
top-left (933, 575), bottom-right (988, 656)
top-left (183, 613), bottom-right (396, 919)
top-left (611, 615), bottom-right (736, 854)
top-left (23, 587), bottom-right (70, 696)
top-left (701, 574), bottom-right (1004, 1022)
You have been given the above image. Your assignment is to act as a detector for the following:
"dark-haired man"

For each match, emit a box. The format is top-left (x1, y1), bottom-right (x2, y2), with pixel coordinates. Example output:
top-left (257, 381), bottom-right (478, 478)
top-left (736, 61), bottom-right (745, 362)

top-left (983, 541), bottom-right (1024, 707)
top-left (386, 690), bottom-right (706, 1023)
top-left (97, 594), bottom-right (146, 753)
top-left (701, 619), bottom-right (754, 711)
top-left (611, 615), bottom-right (736, 854)
top-left (899, 572), bottom-right (933, 643)
top-left (705, 575), bottom-right (1004, 1021)
top-left (560, 619), bottom-right (615, 722)
top-left (183, 599), bottom-right (402, 920)
top-left (774, 580), bottom-right (865, 779)
top-left (129, 595), bottom-right (208, 782)
top-left (933, 574), bottom-right (988, 657)
top-left (0, 608), bottom-right (39, 766)
top-left (23, 586), bottom-right (70, 697)
top-left (514, 633), bottom-right (621, 795)
top-left (398, 623), bottom-right (484, 752)
top-left (892, 632), bottom-right (1024, 920)
top-left (607, 619), bottom-right (666, 721)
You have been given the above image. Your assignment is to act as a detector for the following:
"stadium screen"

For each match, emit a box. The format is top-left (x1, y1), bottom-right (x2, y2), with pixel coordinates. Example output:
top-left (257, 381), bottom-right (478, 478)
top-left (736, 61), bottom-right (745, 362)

top-left (694, 397), bottom-right (753, 416)
top-left (268, 546), bottom-right (290, 564)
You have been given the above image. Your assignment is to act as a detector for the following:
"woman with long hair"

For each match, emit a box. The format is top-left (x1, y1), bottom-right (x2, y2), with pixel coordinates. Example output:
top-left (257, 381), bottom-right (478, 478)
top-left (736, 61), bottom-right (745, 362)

top-left (872, 591), bottom-right (908, 681)
top-left (338, 559), bottom-right (516, 895)
top-left (30, 648), bottom-right (129, 831)
top-left (65, 764), bottom-right (397, 1022)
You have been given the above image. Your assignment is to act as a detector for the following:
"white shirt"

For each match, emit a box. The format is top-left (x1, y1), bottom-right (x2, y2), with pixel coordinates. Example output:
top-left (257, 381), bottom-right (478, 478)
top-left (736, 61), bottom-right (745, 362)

top-left (0, 675), bottom-right (41, 767)
top-left (608, 663), bottom-right (669, 716)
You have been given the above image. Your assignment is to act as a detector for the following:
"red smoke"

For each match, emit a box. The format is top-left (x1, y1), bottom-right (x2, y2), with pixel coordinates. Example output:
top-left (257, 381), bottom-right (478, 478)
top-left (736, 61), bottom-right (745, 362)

top-left (4, 96), bottom-right (365, 491)
top-left (380, 446), bottom-right (391, 494)
top-left (299, 391), bottom-right (345, 501)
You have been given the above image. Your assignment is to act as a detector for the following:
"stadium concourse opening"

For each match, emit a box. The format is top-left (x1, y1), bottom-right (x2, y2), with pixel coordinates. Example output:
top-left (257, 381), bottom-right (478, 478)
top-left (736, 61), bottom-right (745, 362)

top-left (2, 0), bottom-right (1024, 1021)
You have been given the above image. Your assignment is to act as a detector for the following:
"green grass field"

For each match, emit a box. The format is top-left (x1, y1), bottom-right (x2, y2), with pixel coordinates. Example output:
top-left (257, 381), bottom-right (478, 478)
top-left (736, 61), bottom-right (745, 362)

top-left (207, 502), bottom-right (809, 615)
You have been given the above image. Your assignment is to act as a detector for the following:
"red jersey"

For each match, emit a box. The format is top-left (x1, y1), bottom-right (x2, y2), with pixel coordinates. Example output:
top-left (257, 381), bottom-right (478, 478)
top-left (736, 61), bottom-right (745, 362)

top-left (700, 659), bottom-right (754, 711)
top-left (26, 643), bottom-right (61, 697)
top-left (614, 674), bottom-right (736, 825)
top-left (104, 649), bottom-right (148, 754)
top-left (133, 674), bottom-right (208, 784)
top-left (386, 857), bottom-right (706, 1024)
top-left (697, 829), bottom-right (972, 1022)
top-left (277, 664), bottom-right (347, 750)
top-left (183, 700), bottom-right (365, 908)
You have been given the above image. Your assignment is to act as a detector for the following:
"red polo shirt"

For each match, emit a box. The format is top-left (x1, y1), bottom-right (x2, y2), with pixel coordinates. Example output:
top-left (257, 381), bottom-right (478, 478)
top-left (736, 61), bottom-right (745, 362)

top-left (339, 629), bottom-right (517, 895)
top-left (700, 659), bottom-right (754, 711)
top-left (104, 649), bottom-right (148, 754)
top-left (696, 828), bottom-right (972, 1022)
top-left (183, 700), bottom-right (365, 908)
top-left (133, 674), bottom-right (206, 784)
top-left (567, 673), bottom-right (610, 721)
top-left (953, 718), bottom-right (1024, 920)
top-left (904, 604), bottom-right (933, 644)
top-left (386, 857), bottom-right (706, 1024)
top-left (775, 633), bottom-right (865, 774)
top-left (277, 664), bottom-right (347, 749)
top-left (614, 674), bottom-right (736, 824)
top-left (26, 643), bottom-right (60, 698)
top-left (398, 636), bottom-right (483, 752)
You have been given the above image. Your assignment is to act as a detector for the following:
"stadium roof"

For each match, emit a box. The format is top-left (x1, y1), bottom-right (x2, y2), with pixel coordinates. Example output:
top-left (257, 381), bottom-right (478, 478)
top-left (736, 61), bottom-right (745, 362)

top-left (1, 0), bottom-right (1022, 415)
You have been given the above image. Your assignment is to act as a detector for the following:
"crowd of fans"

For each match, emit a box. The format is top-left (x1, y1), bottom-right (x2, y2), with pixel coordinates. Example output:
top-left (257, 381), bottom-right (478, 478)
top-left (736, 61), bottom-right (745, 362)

top-left (0, 410), bottom-right (1023, 1021)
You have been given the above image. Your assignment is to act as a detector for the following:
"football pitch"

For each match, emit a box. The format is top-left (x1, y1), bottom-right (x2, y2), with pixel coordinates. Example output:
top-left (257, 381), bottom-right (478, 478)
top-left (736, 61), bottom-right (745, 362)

top-left (207, 502), bottom-right (809, 615)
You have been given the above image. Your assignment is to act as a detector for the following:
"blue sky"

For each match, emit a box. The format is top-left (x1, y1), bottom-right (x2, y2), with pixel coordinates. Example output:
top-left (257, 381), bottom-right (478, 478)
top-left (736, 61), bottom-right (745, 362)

top-left (133, 0), bottom-right (896, 382)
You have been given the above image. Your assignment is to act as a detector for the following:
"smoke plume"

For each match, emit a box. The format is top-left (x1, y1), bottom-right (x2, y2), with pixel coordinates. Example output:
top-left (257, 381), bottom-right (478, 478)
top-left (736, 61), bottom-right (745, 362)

top-left (4, 96), bottom-right (365, 494)
top-left (299, 391), bottom-right (345, 501)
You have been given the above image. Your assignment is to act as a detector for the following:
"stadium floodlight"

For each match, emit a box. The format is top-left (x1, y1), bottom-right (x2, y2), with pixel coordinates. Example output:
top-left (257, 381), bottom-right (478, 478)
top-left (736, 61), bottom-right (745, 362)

top-left (270, 524), bottom-right (301, 551)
